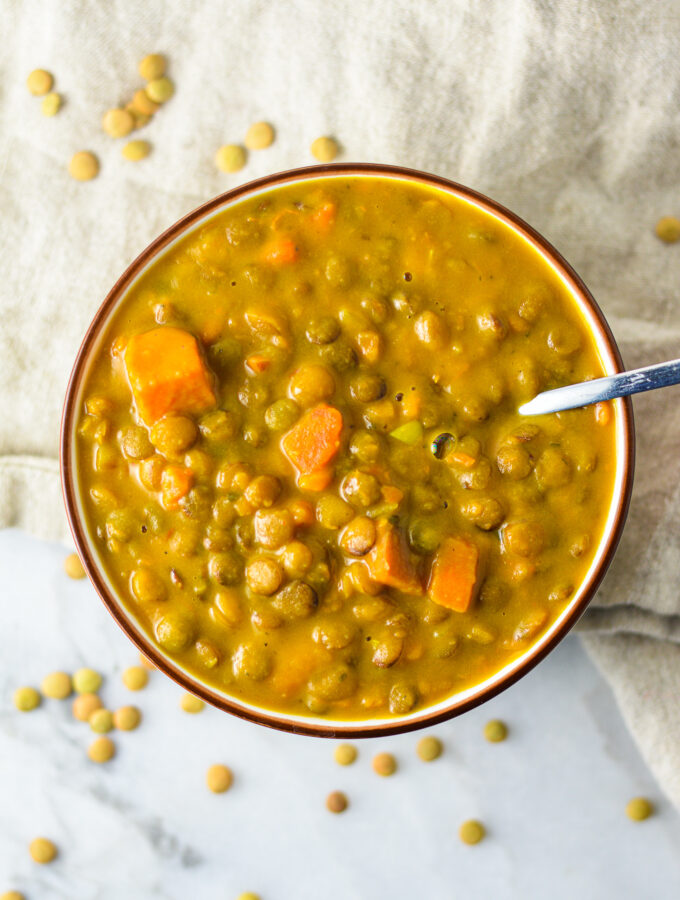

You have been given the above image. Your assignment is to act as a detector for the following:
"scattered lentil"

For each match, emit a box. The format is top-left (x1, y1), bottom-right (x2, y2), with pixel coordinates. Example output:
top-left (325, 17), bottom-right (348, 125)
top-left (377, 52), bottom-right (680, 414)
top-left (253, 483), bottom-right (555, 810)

top-left (122, 139), bottom-right (151, 161)
top-left (41, 671), bottom-right (72, 700)
top-left (180, 692), bottom-right (205, 713)
top-left (655, 216), bottom-right (680, 243)
top-left (29, 837), bottom-right (57, 864)
top-left (0, 891), bottom-right (25, 900)
top-left (245, 121), bottom-right (275, 150)
top-left (64, 552), bottom-right (86, 579)
top-left (483, 719), bottom-right (508, 743)
top-left (236, 894), bottom-right (261, 900)
top-left (122, 665), bottom-right (149, 691)
top-left (73, 667), bottom-right (102, 694)
top-left (310, 136), bottom-right (339, 162)
top-left (131, 88), bottom-right (159, 116)
top-left (13, 686), bottom-right (41, 712)
top-left (416, 736), bottom-right (442, 762)
top-left (459, 819), bottom-right (486, 845)
top-left (139, 53), bottom-right (166, 81)
top-left (139, 652), bottom-right (155, 669)
top-left (102, 108), bottom-right (135, 138)
top-left (88, 735), bottom-right (116, 763)
top-left (26, 69), bottom-right (53, 96)
top-left (113, 705), bottom-right (142, 731)
top-left (326, 790), bottom-right (348, 813)
top-left (68, 151), bottom-right (99, 182)
top-left (206, 764), bottom-right (233, 793)
top-left (41, 92), bottom-right (62, 117)
top-left (372, 752), bottom-right (397, 777)
top-left (215, 144), bottom-right (247, 173)
top-left (89, 708), bottom-right (114, 733)
top-left (626, 796), bottom-right (654, 821)
top-left (72, 693), bottom-right (102, 722)
top-left (333, 743), bottom-right (357, 766)
top-left (145, 77), bottom-right (174, 104)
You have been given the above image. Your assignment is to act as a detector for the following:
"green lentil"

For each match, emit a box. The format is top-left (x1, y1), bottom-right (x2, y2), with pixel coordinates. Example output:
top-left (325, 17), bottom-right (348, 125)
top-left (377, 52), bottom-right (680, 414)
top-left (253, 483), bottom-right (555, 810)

top-left (483, 719), bottom-right (508, 742)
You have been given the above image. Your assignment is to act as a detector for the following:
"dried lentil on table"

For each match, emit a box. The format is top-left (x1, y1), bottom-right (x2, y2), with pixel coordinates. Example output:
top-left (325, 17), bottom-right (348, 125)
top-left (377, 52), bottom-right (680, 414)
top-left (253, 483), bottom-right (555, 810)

top-left (459, 820), bottom-right (486, 845)
top-left (180, 692), bottom-right (205, 713)
top-left (41, 671), bottom-right (72, 700)
top-left (310, 136), bottom-right (339, 161)
top-left (88, 736), bottom-right (116, 763)
top-left (206, 764), bottom-right (233, 793)
top-left (372, 752), bottom-right (397, 776)
top-left (41, 92), bottom-right (61, 116)
top-left (416, 735), bottom-right (442, 761)
top-left (64, 552), bottom-right (85, 578)
top-left (326, 790), bottom-right (348, 813)
top-left (484, 719), bottom-right (508, 742)
top-left (68, 151), bottom-right (99, 182)
top-left (626, 797), bottom-right (654, 821)
top-left (333, 743), bottom-right (357, 766)
top-left (72, 693), bottom-right (102, 722)
top-left (655, 216), bottom-right (680, 243)
top-left (26, 69), bottom-right (53, 96)
top-left (89, 708), bottom-right (114, 733)
top-left (215, 144), bottom-right (247, 173)
top-left (102, 108), bottom-right (135, 138)
top-left (139, 53), bottom-right (166, 81)
top-left (245, 121), bottom-right (274, 149)
top-left (122, 665), bottom-right (148, 691)
top-left (29, 837), bottom-right (57, 864)
top-left (114, 705), bottom-right (142, 731)
top-left (13, 686), bottom-right (40, 711)
top-left (122, 140), bottom-right (151, 161)
top-left (73, 667), bottom-right (102, 694)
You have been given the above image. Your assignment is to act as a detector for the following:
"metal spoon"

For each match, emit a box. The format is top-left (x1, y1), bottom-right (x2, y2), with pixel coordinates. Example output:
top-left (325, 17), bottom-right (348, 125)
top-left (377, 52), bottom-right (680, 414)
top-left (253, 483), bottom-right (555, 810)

top-left (518, 358), bottom-right (680, 416)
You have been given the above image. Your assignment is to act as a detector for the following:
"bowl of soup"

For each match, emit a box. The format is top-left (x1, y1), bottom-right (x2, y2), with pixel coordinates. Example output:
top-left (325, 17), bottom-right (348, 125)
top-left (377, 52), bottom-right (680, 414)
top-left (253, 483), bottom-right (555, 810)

top-left (60, 164), bottom-right (634, 736)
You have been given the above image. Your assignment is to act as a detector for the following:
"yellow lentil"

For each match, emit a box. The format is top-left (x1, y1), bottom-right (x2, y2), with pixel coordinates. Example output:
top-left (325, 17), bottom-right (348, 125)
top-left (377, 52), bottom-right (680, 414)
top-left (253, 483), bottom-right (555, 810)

top-left (416, 735), bottom-right (442, 761)
top-left (483, 719), bottom-right (508, 743)
top-left (626, 796), bottom-right (654, 821)
top-left (139, 652), bottom-right (155, 670)
top-left (64, 552), bottom-right (86, 579)
top-left (72, 693), bottom-right (102, 722)
top-left (180, 692), bottom-right (205, 713)
top-left (29, 837), bottom-right (58, 864)
top-left (113, 705), bottom-right (142, 731)
top-left (122, 140), bottom-right (151, 162)
top-left (68, 151), bottom-right (99, 182)
top-left (372, 752), bottom-right (397, 776)
top-left (326, 790), bottom-right (348, 813)
top-left (310, 136), bottom-right (339, 162)
top-left (122, 665), bottom-right (148, 691)
top-left (139, 53), bottom-right (166, 81)
top-left (0, 891), bottom-right (26, 900)
top-left (126, 105), bottom-right (151, 130)
top-left (89, 708), bottom-right (114, 733)
top-left (333, 743), bottom-right (357, 766)
top-left (236, 894), bottom-right (261, 900)
top-left (145, 77), bottom-right (174, 104)
top-left (73, 667), bottom-right (102, 694)
top-left (215, 144), bottom-right (247, 173)
top-left (459, 819), bottom-right (486, 845)
top-left (102, 108), bottom-right (135, 139)
top-left (88, 735), bottom-right (116, 763)
top-left (655, 216), bottom-right (680, 243)
top-left (26, 69), bottom-right (53, 96)
top-left (245, 121), bottom-right (275, 150)
top-left (13, 686), bottom-right (41, 712)
top-left (206, 764), bottom-right (233, 793)
top-left (41, 92), bottom-right (61, 117)
top-left (131, 89), bottom-right (159, 116)
top-left (41, 671), bottom-right (72, 700)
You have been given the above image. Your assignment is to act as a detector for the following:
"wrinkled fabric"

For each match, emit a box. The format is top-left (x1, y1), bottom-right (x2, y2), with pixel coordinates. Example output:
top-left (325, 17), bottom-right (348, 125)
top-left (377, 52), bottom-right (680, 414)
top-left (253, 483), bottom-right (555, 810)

top-left (2, 0), bottom-right (680, 805)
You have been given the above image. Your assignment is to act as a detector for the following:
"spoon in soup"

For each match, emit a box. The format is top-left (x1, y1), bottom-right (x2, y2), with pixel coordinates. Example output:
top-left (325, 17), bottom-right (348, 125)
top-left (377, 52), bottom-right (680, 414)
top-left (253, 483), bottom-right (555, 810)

top-left (517, 357), bottom-right (680, 416)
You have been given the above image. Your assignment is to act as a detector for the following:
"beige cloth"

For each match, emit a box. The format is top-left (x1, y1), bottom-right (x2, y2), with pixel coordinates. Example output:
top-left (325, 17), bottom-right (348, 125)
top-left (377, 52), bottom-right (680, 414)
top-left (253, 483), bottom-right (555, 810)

top-left (3, 0), bottom-right (680, 804)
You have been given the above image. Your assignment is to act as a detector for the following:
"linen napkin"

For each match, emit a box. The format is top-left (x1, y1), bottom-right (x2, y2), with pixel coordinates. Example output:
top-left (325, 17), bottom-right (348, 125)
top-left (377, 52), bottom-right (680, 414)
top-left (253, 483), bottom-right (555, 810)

top-left (2, 0), bottom-right (680, 806)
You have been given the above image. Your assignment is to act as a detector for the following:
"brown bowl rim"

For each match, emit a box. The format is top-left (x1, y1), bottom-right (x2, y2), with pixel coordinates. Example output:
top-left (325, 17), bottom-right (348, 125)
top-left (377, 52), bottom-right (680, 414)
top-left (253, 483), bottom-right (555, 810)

top-left (60, 162), bottom-right (635, 738)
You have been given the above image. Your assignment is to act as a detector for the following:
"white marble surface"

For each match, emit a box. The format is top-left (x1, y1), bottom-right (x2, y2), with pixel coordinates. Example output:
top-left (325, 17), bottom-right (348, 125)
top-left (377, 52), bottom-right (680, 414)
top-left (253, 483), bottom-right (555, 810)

top-left (1, 527), bottom-right (679, 900)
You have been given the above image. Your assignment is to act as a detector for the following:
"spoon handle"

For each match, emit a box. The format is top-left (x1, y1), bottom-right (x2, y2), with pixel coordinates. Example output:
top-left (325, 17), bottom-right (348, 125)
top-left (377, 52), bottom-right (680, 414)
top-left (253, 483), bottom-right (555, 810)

top-left (519, 357), bottom-right (680, 416)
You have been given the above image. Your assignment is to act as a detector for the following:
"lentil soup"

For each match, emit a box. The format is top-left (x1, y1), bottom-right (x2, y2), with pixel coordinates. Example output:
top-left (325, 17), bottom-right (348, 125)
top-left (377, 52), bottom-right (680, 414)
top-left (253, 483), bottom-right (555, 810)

top-left (71, 174), bottom-right (620, 722)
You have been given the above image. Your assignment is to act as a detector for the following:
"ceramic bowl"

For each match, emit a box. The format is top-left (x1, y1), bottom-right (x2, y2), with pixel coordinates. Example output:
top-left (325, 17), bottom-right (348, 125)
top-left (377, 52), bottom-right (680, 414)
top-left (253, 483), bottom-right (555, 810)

top-left (60, 163), bottom-right (635, 737)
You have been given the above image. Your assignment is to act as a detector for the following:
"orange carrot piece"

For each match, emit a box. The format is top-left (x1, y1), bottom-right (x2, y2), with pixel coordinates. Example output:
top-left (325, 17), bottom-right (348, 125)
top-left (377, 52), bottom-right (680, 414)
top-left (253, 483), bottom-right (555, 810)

top-left (310, 201), bottom-right (337, 231)
top-left (380, 484), bottom-right (404, 505)
top-left (160, 466), bottom-right (194, 510)
top-left (263, 237), bottom-right (300, 265)
top-left (270, 633), bottom-right (331, 697)
top-left (427, 537), bottom-right (480, 612)
top-left (245, 353), bottom-right (271, 374)
top-left (365, 519), bottom-right (423, 595)
top-left (124, 327), bottom-right (216, 425)
top-left (288, 498), bottom-right (315, 526)
top-left (298, 467), bottom-right (334, 492)
top-left (595, 401), bottom-right (611, 426)
top-left (281, 404), bottom-right (343, 475)
top-left (448, 452), bottom-right (477, 468)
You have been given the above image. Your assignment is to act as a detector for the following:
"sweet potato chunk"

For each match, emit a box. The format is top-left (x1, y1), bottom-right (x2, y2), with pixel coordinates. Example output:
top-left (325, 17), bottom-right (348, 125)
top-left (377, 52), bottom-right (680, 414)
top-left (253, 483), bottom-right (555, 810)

top-left (427, 537), bottom-right (480, 612)
top-left (124, 327), bottom-right (216, 425)
top-left (365, 518), bottom-right (423, 595)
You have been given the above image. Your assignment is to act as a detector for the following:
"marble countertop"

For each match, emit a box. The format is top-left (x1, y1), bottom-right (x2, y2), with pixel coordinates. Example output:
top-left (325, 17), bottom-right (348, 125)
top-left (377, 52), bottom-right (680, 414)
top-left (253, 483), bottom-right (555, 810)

top-left (1, 527), bottom-right (679, 900)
